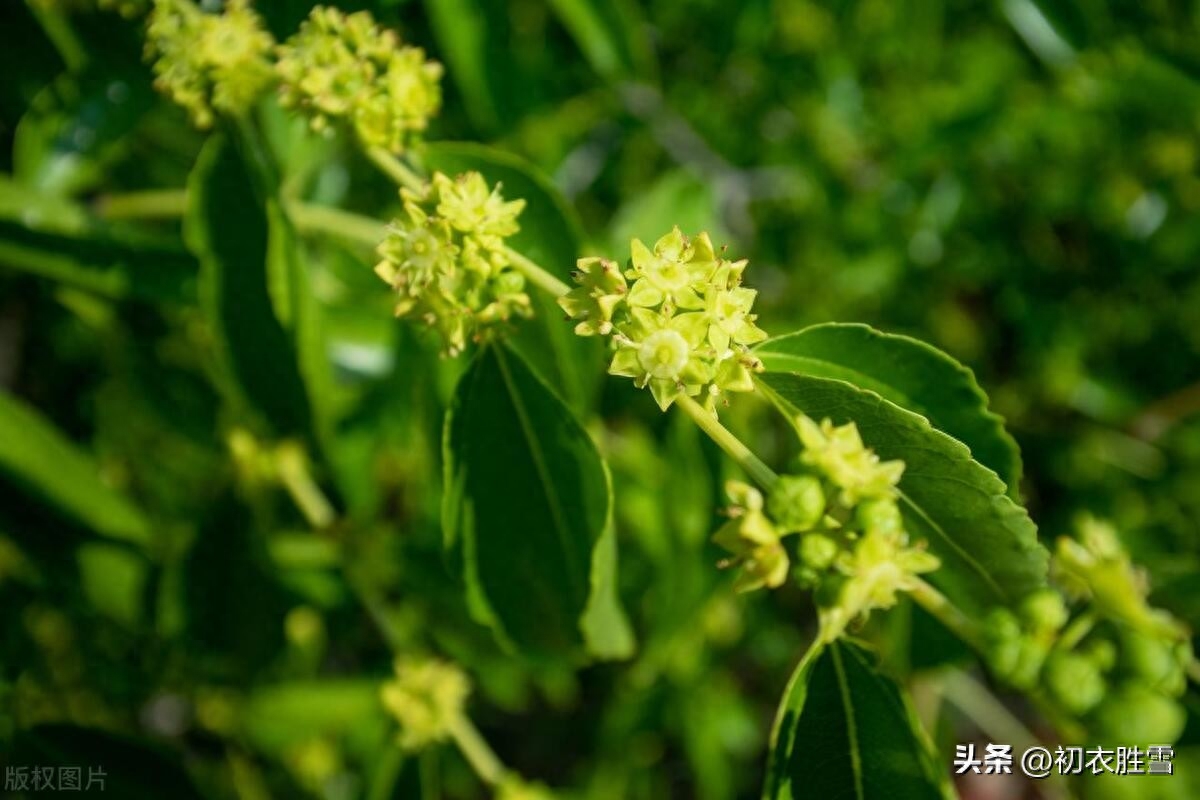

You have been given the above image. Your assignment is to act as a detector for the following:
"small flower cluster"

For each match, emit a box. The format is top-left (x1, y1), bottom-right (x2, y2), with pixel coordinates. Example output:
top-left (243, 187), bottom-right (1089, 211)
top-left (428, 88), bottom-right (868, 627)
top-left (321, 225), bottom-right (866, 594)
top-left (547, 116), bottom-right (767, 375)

top-left (712, 415), bottom-right (938, 642)
top-left (276, 7), bottom-right (443, 153)
top-left (379, 656), bottom-right (470, 751)
top-left (559, 227), bottom-right (767, 412)
top-left (375, 172), bottom-right (529, 355)
top-left (146, 0), bottom-right (275, 129)
top-left (982, 518), bottom-right (1192, 743)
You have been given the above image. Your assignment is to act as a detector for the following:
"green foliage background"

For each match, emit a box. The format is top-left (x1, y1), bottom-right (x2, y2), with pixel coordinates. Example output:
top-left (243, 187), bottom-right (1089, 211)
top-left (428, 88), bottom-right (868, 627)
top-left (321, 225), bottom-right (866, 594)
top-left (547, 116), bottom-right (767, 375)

top-left (1, 0), bottom-right (1199, 798)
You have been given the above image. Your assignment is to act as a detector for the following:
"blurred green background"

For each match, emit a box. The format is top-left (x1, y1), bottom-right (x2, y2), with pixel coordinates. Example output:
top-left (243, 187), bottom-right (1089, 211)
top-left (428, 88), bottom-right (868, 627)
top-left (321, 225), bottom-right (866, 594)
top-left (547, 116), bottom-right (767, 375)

top-left (1, 0), bottom-right (1199, 798)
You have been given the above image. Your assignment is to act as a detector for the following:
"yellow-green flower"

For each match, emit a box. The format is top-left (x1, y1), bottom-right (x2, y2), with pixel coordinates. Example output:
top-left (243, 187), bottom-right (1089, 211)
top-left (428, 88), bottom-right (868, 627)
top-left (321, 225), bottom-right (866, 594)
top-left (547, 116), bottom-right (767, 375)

top-left (379, 656), bottom-right (469, 751)
top-left (277, 6), bottom-right (442, 152)
top-left (1053, 516), bottom-right (1187, 641)
top-left (375, 172), bottom-right (529, 355)
top-left (794, 417), bottom-right (905, 506)
top-left (146, 0), bottom-right (275, 129)
top-left (609, 308), bottom-right (712, 410)
top-left (819, 528), bottom-right (939, 641)
top-left (563, 227), bottom-right (767, 414)
top-left (625, 227), bottom-right (717, 312)
top-left (557, 257), bottom-right (627, 336)
top-left (712, 481), bottom-right (791, 592)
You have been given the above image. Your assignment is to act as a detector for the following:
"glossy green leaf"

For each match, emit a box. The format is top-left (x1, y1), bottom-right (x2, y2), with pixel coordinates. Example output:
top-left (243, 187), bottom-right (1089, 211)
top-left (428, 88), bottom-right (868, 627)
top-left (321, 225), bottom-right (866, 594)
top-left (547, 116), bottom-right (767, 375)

top-left (764, 640), bottom-right (948, 800)
top-left (184, 133), bottom-right (313, 437)
top-left (0, 390), bottom-right (149, 545)
top-left (755, 323), bottom-right (1023, 495)
top-left (423, 141), bottom-right (600, 412)
top-left (757, 372), bottom-right (1048, 614)
top-left (443, 343), bottom-right (632, 660)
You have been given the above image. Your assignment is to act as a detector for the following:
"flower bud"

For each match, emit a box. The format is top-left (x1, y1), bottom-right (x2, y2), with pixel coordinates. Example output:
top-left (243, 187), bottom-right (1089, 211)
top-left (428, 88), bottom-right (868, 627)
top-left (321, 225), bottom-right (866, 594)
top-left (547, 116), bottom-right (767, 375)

top-left (1090, 685), bottom-right (1186, 744)
top-left (767, 474), bottom-right (826, 533)
top-left (1043, 651), bottom-right (1106, 716)
top-left (1120, 631), bottom-right (1188, 696)
top-left (799, 533), bottom-right (839, 571)
top-left (1018, 589), bottom-right (1069, 637)
top-left (854, 498), bottom-right (902, 536)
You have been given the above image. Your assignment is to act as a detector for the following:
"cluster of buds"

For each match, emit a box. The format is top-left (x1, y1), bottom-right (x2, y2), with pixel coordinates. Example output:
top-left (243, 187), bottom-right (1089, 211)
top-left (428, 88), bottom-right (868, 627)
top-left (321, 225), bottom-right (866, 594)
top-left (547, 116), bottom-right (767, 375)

top-left (982, 517), bottom-right (1192, 743)
top-left (712, 415), bottom-right (938, 642)
top-left (559, 227), bottom-right (768, 412)
top-left (276, 7), bottom-right (443, 153)
top-left (379, 656), bottom-right (470, 751)
top-left (145, 0), bottom-right (275, 129)
top-left (375, 172), bottom-right (530, 356)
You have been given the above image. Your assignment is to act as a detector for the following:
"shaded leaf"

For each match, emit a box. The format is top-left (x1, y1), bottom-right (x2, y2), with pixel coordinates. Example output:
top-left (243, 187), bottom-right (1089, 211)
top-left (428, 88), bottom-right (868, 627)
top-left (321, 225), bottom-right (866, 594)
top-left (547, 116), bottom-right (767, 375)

top-left (0, 390), bottom-right (149, 546)
top-left (184, 133), bottom-right (312, 437)
top-left (443, 343), bottom-right (631, 660)
top-left (765, 640), bottom-right (947, 800)
top-left (755, 323), bottom-right (1022, 495)
top-left (757, 372), bottom-right (1048, 614)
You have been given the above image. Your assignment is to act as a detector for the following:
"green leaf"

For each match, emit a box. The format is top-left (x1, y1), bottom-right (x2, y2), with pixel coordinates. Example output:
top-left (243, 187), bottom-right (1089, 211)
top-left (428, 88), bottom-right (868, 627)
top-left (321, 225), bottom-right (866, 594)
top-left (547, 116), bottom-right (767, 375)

top-left (0, 390), bottom-right (149, 545)
top-left (240, 680), bottom-right (388, 756)
top-left (757, 372), bottom-right (1048, 615)
top-left (764, 640), bottom-right (948, 800)
top-left (755, 323), bottom-right (1023, 495)
top-left (185, 133), bottom-right (313, 437)
top-left (0, 177), bottom-right (196, 305)
top-left (423, 141), bottom-right (601, 412)
top-left (545, 0), bottom-right (653, 81)
top-left (443, 343), bottom-right (632, 660)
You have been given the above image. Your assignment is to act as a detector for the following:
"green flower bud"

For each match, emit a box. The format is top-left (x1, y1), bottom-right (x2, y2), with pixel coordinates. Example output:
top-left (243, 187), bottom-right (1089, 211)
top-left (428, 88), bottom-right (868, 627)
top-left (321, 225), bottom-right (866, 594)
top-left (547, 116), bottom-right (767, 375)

top-left (1018, 589), bottom-right (1069, 637)
top-left (276, 7), bottom-right (442, 152)
top-left (799, 532), bottom-right (839, 571)
top-left (795, 417), bottom-right (905, 507)
top-left (146, 0), bottom-right (275, 129)
top-left (1083, 638), bottom-right (1118, 672)
top-left (1090, 685), bottom-right (1186, 744)
top-left (981, 608), bottom-right (1024, 680)
top-left (375, 172), bottom-right (528, 356)
top-left (1120, 631), bottom-right (1188, 696)
top-left (1043, 651), bottom-right (1106, 716)
top-left (380, 656), bottom-right (470, 751)
top-left (767, 474), bottom-right (826, 533)
top-left (854, 498), bottom-right (902, 536)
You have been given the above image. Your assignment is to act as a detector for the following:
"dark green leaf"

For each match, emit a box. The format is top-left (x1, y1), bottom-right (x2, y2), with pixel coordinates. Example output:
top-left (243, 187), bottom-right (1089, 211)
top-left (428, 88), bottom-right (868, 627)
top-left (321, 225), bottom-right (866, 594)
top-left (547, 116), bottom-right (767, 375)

top-left (764, 640), bottom-right (948, 800)
top-left (755, 323), bottom-right (1023, 495)
top-left (757, 372), bottom-right (1048, 615)
top-left (0, 390), bottom-right (149, 546)
top-left (443, 343), bottom-right (632, 660)
top-left (184, 133), bottom-right (312, 437)
top-left (423, 141), bottom-right (600, 412)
